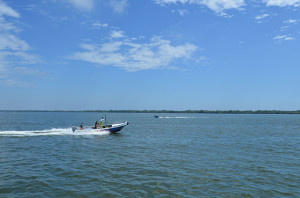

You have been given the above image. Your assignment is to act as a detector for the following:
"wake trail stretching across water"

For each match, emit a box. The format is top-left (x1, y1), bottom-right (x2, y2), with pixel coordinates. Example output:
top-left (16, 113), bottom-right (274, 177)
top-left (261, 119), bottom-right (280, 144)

top-left (0, 128), bottom-right (109, 137)
top-left (158, 116), bottom-right (208, 119)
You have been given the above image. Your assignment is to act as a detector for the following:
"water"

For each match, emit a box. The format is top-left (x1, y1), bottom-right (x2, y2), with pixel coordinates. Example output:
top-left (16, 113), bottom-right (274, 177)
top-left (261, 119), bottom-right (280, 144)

top-left (0, 112), bottom-right (299, 197)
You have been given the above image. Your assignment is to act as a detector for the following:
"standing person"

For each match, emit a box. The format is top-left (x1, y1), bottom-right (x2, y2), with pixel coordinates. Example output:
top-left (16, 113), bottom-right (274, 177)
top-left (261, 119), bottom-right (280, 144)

top-left (100, 117), bottom-right (104, 128)
top-left (80, 123), bottom-right (84, 130)
top-left (94, 121), bottom-right (98, 129)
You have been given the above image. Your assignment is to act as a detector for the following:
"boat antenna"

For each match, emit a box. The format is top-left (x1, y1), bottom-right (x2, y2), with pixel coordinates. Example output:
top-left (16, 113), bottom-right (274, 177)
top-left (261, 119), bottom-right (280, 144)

top-left (105, 112), bottom-right (107, 127)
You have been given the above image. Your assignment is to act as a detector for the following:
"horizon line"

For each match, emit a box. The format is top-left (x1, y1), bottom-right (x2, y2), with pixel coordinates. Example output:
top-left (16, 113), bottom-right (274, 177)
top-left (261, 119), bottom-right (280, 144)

top-left (1, 110), bottom-right (300, 114)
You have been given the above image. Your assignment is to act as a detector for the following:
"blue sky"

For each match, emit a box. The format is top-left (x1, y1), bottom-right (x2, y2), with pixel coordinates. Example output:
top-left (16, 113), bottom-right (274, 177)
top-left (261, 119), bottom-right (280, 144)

top-left (0, 0), bottom-right (300, 110)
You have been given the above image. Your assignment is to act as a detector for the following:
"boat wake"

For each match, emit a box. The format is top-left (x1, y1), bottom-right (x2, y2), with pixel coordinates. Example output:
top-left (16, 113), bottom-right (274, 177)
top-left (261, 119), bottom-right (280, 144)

top-left (0, 128), bottom-right (110, 137)
top-left (158, 116), bottom-right (206, 119)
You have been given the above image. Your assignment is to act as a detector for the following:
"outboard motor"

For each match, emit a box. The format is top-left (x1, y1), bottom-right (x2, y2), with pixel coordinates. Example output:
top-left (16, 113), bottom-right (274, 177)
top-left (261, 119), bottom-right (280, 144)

top-left (72, 126), bottom-right (77, 133)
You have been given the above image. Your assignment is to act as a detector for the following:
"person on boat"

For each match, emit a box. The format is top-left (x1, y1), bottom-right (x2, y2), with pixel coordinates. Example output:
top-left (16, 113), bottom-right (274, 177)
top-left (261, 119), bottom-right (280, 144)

top-left (94, 121), bottom-right (98, 129)
top-left (96, 121), bottom-right (100, 129)
top-left (80, 123), bottom-right (84, 130)
top-left (100, 117), bottom-right (104, 128)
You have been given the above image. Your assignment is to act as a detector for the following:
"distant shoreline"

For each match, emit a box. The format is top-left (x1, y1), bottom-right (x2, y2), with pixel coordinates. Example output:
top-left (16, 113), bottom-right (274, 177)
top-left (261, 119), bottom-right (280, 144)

top-left (1, 110), bottom-right (300, 114)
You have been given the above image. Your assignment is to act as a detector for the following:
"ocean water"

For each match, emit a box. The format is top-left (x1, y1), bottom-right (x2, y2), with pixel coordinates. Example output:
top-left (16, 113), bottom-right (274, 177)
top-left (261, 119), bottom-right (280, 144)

top-left (0, 112), bottom-right (299, 197)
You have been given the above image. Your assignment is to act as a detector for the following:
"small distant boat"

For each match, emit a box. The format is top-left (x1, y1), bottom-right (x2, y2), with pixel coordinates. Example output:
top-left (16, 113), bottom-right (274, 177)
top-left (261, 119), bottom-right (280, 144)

top-left (154, 115), bottom-right (164, 118)
top-left (72, 121), bottom-right (129, 134)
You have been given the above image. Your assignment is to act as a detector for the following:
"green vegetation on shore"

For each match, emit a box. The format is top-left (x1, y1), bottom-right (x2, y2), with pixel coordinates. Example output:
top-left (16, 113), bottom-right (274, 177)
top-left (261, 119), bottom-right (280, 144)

top-left (1, 110), bottom-right (300, 114)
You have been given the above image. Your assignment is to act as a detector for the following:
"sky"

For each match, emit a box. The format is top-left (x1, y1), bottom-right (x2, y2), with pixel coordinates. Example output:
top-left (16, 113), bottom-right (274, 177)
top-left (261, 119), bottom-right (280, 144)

top-left (0, 0), bottom-right (300, 110)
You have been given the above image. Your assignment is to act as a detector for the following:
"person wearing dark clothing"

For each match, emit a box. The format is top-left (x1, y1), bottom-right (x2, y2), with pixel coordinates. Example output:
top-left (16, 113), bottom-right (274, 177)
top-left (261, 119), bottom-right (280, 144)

top-left (94, 121), bottom-right (98, 129)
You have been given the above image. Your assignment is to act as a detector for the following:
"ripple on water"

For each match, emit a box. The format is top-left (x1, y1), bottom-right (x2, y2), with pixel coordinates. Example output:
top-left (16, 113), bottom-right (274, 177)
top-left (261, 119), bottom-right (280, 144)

top-left (1, 113), bottom-right (300, 197)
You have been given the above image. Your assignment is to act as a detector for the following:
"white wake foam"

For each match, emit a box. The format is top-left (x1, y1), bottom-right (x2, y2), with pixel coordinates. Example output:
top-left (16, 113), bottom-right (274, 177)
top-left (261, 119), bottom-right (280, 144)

top-left (0, 128), bottom-right (110, 137)
top-left (159, 116), bottom-right (203, 119)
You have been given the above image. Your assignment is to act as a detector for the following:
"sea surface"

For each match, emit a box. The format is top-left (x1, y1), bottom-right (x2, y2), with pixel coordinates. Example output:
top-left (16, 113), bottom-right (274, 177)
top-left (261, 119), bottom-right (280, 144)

top-left (0, 112), bottom-right (299, 197)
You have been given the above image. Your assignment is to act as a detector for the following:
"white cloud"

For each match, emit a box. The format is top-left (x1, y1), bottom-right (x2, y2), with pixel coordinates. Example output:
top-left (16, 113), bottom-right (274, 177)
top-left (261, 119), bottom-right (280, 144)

top-left (0, 2), bottom-right (42, 86)
top-left (178, 9), bottom-right (189, 15)
top-left (1, 51), bottom-right (40, 65)
top-left (0, 0), bottom-right (20, 18)
top-left (280, 25), bottom-right (289, 32)
top-left (0, 78), bottom-right (26, 86)
top-left (14, 67), bottom-right (46, 76)
top-left (0, 34), bottom-right (29, 51)
top-left (255, 13), bottom-right (270, 20)
top-left (154, 0), bottom-right (192, 4)
top-left (171, 9), bottom-right (189, 16)
top-left (0, 17), bottom-right (19, 31)
top-left (273, 35), bottom-right (294, 41)
top-left (202, 0), bottom-right (245, 14)
top-left (110, 0), bottom-right (128, 14)
top-left (280, 19), bottom-right (297, 33)
top-left (100, 42), bottom-right (122, 52)
top-left (92, 22), bottom-right (108, 28)
top-left (111, 30), bottom-right (125, 39)
top-left (69, 33), bottom-right (198, 71)
top-left (264, 0), bottom-right (300, 7)
top-left (154, 0), bottom-right (245, 15)
top-left (284, 19), bottom-right (297, 24)
top-left (65, 0), bottom-right (94, 11)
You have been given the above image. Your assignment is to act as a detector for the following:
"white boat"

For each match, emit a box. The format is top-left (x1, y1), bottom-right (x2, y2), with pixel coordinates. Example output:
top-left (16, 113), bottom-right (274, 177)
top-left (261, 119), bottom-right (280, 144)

top-left (154, 115), bottom-right (164, 118)
top-left (72, 121), bottom-right (129, 134)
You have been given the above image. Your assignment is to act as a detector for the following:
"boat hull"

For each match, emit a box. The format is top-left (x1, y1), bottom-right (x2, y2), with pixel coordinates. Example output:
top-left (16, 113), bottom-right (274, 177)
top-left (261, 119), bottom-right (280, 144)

top-left (72, 122), bottom-right (128, 133)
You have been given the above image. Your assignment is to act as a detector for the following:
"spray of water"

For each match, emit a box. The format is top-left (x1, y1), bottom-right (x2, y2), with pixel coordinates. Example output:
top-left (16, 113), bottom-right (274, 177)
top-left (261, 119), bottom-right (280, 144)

top-left (0, 128), bottom-right (110, 137)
